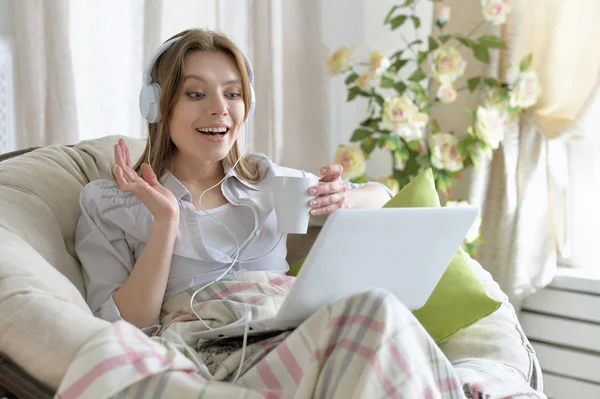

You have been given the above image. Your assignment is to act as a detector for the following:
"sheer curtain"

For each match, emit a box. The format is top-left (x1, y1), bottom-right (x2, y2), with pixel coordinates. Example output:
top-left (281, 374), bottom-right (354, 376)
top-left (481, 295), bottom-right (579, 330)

top-left (478, 0), bottom-right (600, 305)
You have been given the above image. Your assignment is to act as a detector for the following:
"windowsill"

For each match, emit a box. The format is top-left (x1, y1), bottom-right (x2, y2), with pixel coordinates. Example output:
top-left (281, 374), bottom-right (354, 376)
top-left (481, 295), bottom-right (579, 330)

top-left (551, 266), bottom-right (600, 295)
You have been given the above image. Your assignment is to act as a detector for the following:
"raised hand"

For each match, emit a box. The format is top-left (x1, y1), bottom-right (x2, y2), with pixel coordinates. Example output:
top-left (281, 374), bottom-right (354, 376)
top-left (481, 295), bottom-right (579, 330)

top-left (113, 138), bottom-right (180, 223)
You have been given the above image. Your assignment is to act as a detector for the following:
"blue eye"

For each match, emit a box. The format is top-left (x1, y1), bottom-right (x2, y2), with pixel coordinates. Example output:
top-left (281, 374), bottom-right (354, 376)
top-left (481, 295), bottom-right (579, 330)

top-left (186, 92), bottom-right (204, 99)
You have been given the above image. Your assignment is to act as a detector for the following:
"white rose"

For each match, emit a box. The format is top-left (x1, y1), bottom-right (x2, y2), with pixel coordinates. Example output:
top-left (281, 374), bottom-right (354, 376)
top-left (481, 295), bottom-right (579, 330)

top-left (429, 133), bottom-right (464, 172)
top-left (436, 84), bottom-right (458, 104)
top-left (427, 45), bottom-right (467, 85)
top-left (475, 106), bottom-right (504, 150)
top-left (368, 51), bottom-right (391, 75)
top-left (356, 71), bottom-right (376, 91)
top-left (435, 4), bottom-right (451, 27)
top-left (509, 71), bottom-right (542, 109)
top-left (381, 95), bottom-right (429, 141)
top-left (481, 0), bottom-right (511, 25)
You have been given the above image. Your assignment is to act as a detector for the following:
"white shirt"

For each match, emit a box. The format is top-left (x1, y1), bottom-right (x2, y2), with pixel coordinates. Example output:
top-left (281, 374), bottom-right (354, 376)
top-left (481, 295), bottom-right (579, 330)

top-left (75, 153), bottom-right (391, 335)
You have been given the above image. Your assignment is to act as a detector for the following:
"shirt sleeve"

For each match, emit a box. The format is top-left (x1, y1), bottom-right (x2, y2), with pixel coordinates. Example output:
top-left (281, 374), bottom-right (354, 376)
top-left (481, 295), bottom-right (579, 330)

top-left (75, 182), bottom-right (161, 336)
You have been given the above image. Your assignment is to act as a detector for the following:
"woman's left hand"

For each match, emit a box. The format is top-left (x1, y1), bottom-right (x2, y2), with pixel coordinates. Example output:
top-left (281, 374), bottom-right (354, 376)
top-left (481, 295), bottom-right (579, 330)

top-left (308, 164), bottom-right (348, 216)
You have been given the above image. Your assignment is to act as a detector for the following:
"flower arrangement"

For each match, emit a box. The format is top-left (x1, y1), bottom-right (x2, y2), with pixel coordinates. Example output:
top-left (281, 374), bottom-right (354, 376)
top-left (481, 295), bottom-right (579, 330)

top-left (327, 0), bottom-right (541, 257)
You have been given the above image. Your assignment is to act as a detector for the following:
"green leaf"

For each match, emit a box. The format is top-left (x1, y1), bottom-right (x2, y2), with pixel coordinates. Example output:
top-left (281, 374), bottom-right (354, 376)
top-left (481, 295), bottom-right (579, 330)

top-left (380, 76), bottom-right (395, 88)
top-left (384, 5), bottom-right (399, 23)
top-left (465, 107), bottom-right (477, 121)
top-left (408, 81), bottom-right (426, 96)
top-left (439, 34), bottom-right (451, 44)
top-left (394, 81), bottom-right (407, 95)
top-left (430, 119), bottom-right (441, 134)
top-left (520, 54), bottom-right (533, 72)
top-left (456, 36), bottom-right (474, 47)
top-left (408, 69), bottom-right (426, 82)
top-left (374, 94), bottom-right (385, 107)
top-left (428, 37), bottom-right (439, 51)
top-left (468, 77), bottom-right (482, 92)
top-left (344, 73), bottom-right (359, 85)
top-left (347, 87), bottom-right (360, 101)
top-left (361, 137), bottom-right (377, 156)
top-left (407, 139), bottom-right (423, 152)
top-left (390, 15), bottom-right (408, 30)
top-left (350, 128), bottom-right (372, 142)
top-left (361, 117), bottom-right (381, 130)
top-left (418, 51), bottom-right (428, 64)
top-left (390, 50), bottom-right (404, 60)
top-left (408, 39), bottom-right (423, 47)
top-left (403, 156), bottom-right (420, 175)
top-left (478, 35), bottom-right (505, 49)
top-left (383, 135), bottom-right (400, 151)
top-left (411, 16), bottom-right (421, 29)
top-left (483, 77), bottom-right (500, 87)
top-left (393, 59), bottom-right (409, 71)
top-left (473, 44), bottom-right (490, 63)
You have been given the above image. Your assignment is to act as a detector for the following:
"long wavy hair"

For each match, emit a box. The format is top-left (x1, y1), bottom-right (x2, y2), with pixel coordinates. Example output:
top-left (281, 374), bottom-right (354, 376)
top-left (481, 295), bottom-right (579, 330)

top-left (132, 28), bottom-right (260, 183)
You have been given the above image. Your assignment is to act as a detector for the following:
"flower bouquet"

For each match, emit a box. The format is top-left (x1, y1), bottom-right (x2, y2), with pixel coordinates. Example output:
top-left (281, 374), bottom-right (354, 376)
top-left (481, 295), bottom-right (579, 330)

top-left (327, 0), bottom-right (541, 257)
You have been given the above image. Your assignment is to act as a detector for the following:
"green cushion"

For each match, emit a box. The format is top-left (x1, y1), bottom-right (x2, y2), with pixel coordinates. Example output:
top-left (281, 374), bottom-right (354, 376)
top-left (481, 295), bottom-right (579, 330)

top-left (288, 168), bottom-right (501, 343)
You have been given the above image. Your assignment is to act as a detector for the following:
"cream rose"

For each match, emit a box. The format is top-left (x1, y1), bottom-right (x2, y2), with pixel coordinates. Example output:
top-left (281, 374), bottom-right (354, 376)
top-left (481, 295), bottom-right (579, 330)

top-left (436, 84), bottom-right (458, 104)
top-left (356, 71), bottom-right (377, 91)
top-left (481, 0), bottom-right (511, 25)
top-left (429, 133), bottom-right (464, 172)
top-left (368, 51), bottom-right (391, 75)
top-left (381, 95), bottom-right (429, 141)
top-left (435, 4), bottom-right (451, 27)
top-left (475, 106), bottom-right (504, 150)
top-left (509, 71), bottom-right (542, 109)
top-left (427, 45), bottom-right (467, 85)
top-left (332, 145), bottom-right (366, 180)
top-left (327, 46), bottom-right (354, 77)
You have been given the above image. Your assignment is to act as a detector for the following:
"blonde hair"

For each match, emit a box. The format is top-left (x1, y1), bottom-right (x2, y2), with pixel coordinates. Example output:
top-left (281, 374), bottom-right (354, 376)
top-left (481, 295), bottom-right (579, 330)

top-left (132, 29), bottom-right (260, 183)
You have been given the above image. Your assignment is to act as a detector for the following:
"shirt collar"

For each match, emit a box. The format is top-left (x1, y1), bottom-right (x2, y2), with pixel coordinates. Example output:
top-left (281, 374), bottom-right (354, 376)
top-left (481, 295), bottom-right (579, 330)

top-left (160, 167), bottom-right (259, 201)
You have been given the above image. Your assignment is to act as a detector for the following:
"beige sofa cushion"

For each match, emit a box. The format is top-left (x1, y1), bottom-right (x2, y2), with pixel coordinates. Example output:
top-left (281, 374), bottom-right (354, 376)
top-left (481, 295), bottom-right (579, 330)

top-left (0, 136), bottom-right (145, 389)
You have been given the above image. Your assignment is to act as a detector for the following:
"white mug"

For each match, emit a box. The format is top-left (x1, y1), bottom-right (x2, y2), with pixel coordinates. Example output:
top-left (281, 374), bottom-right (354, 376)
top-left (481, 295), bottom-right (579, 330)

top-left (272, 176), bottom-right (318, 234)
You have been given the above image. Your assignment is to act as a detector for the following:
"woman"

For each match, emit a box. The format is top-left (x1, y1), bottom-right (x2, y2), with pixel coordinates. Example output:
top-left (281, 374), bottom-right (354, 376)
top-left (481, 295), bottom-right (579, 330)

top-left (74, 29), bottom-right (535, 397)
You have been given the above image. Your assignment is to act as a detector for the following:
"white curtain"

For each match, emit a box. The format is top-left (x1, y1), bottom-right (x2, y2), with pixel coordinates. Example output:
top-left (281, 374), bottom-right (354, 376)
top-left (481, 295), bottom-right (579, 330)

top-left (478, 0), bottom-right (600, 306)
top-left (12, 0), bottom-right (79, 148)
top-left (10, 0), bottom-right (330, 172)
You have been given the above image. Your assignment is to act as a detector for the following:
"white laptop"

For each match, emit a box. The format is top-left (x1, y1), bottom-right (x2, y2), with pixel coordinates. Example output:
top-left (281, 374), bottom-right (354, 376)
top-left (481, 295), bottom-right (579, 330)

top-left (192, 206), bottom-right (479, 341)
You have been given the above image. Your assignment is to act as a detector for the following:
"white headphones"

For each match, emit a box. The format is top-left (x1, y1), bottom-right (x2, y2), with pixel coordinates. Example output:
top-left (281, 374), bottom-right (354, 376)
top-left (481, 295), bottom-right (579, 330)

top-left (139, 36), bottom-right (256, 123)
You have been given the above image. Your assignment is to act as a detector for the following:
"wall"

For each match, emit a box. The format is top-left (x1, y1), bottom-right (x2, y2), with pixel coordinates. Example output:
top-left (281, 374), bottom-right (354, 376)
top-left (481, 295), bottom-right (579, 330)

top-left (0, 0), bottom-right (12, 35)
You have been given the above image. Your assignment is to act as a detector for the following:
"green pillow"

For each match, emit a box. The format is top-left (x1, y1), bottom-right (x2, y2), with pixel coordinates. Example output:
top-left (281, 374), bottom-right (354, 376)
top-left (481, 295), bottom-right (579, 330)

top-left (288, 168), bottom-right (501, 343)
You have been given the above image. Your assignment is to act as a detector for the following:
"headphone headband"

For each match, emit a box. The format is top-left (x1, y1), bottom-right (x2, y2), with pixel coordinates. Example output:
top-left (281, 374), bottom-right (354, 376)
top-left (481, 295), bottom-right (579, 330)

top-left (139, 34), bottom-right (256, 123)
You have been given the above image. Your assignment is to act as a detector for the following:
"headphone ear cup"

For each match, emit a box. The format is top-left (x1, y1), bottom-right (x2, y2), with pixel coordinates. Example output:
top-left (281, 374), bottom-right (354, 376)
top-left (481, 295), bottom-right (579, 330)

top-left (247, 85), bottom-right (256, 120)
top-left (139, 83), bottom-right (162, 123)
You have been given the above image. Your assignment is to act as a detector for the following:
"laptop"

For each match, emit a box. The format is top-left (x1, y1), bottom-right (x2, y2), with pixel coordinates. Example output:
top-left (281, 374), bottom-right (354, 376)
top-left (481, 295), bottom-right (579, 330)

top-left (192, 206), bottom-right (479, 341)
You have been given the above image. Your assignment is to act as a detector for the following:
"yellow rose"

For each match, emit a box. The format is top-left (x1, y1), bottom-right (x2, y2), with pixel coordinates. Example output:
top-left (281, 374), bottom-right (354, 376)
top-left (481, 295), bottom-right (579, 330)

top-left (368, 51), bottom-right (391, 75)
top-left (333, 145), bottom-right (366, 180)
top-left (475, 106), bottom-right (504, 150)
top-left (445, 200), bottom-right (482, 243)
top-left (374, 176), bottom-right (400, 195)
top-left (427, 45), bottom-right (466, 85)
top-left (481, 0), bottom-right (511, 25)
top-left (381, 95), bottom-right (429, 141)
top-left (436, 83), bottom-right (457, 104)
top-left (429, 133), bottom-right (464, 172)
top-left (327, 46), bottom-right (354, 77)
top-left (509, 71), bottom-right (542, 109)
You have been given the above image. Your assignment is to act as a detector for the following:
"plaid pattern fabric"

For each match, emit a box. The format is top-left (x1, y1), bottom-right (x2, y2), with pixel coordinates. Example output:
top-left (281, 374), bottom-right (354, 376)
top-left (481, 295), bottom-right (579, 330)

top-left (56, 272), bottom-right (467, 398)
top-left (56, 272), bottom-right (545, 398)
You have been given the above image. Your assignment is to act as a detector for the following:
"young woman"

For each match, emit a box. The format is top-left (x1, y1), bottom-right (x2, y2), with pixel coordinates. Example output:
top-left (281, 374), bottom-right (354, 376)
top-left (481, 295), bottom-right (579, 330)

top-left (74, 29), bottom-right (540, 397)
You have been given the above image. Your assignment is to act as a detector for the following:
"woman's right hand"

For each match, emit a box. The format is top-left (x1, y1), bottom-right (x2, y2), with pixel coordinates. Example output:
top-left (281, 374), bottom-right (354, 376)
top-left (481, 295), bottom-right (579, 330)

top-left (114, 138), bottom-right (180, 223)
